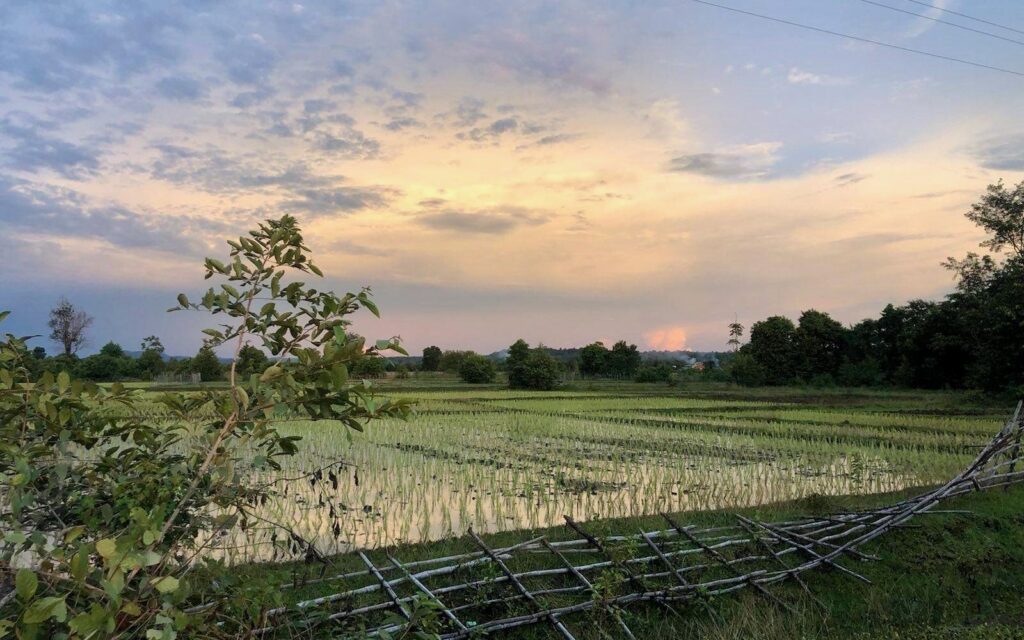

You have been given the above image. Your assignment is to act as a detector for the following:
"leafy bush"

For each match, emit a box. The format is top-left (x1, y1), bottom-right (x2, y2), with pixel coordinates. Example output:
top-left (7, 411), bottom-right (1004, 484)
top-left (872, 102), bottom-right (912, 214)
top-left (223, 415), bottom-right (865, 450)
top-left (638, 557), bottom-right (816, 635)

top-left (459, 354), bottom-right (496, 384)
top-left (635, 362), bottom-right (673, 383)
top-left (729, 352), bottom-right (767, 387)
top-left (506, 340), bottom-right (561, 390)
top-left (352, 355), bottom-right (388, 378)
top-left (0, 216), bottom-right (409, 638)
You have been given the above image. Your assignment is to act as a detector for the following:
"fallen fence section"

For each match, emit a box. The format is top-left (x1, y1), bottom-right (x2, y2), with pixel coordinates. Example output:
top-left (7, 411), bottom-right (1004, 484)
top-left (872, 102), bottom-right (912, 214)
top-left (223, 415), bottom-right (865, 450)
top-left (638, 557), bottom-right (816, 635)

top-left (243, 401), bottom-right (1024, 639)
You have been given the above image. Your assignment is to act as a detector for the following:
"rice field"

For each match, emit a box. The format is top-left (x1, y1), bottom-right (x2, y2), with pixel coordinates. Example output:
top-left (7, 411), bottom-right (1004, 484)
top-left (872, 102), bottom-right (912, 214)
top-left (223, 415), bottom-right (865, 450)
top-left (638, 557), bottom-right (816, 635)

top-left (199, 382), bottom-right (1006, 564)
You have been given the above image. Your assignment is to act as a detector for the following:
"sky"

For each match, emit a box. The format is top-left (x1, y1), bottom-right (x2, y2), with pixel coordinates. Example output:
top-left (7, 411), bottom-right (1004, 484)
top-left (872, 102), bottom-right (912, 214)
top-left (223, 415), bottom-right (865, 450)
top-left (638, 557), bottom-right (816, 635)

top-left (1, 0), bottom-right (1024, 356)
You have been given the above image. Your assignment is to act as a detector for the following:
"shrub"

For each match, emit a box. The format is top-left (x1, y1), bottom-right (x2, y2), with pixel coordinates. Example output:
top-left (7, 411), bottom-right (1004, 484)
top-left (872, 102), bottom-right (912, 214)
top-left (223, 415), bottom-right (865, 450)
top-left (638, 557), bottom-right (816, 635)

top-left (459, 354), bottom-right (496, 383)
top-left (352, 355), bottom-right (388, 378)
top-left (508, 349), bottom-right (561, 390)
top-left (729, 352), bottom-right (767, 387)
top-left (635, 362), bottom-right (673, 383)
top-left (0, 216), bottom-right (410, 638)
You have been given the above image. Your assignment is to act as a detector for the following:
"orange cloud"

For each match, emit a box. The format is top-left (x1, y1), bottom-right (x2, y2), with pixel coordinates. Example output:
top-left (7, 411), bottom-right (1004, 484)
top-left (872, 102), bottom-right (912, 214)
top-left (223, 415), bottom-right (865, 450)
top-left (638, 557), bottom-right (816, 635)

top-left (645, 326), bottom-right (688, 351)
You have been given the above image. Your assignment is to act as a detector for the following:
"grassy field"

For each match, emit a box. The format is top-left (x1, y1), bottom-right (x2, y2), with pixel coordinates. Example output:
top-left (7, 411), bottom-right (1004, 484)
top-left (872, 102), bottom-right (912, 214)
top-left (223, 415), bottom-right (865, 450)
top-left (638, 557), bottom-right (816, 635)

top-left (154, 378), bottom-right (1012, 564)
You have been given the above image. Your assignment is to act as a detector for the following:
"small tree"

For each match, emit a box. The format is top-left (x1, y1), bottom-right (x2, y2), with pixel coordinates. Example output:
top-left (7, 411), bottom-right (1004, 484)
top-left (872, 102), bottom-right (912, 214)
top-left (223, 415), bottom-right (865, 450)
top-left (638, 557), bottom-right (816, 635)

top-left (137, 336), bottom-right (166, 380)
top-left (507, 341), bottom-right (561, 390)
top-left (352, 355), bottom-right (387, 378)
top-left (236, 344), bottom-right (270, 380)
top-left (459, 353), bottom-right (496, 383)
top-left (191, 342), bottom-right (223, 381)
top-left (607, 340), bottom-right (641, 378)
top-left (99, 341), bottom-right (125, 358)
top-left (579, 341), bottom-right (609, 377)
top-left (421, 345), bottom-right (442, 371)
top-left (48, 297), bottom-right (92, 356)
top-left (964, 179), bottom-right (1024, 257)
top-left (439, 350), bottom-right (472, 373)
top-left (727, 319), bottom-right (744, 352)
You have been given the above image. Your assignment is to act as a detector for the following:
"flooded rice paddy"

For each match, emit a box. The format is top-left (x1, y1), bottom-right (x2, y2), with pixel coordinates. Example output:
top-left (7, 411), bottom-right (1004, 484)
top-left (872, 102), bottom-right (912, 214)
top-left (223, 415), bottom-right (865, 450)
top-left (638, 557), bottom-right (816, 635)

top-left (208, 388), bottom-right (1002, 563)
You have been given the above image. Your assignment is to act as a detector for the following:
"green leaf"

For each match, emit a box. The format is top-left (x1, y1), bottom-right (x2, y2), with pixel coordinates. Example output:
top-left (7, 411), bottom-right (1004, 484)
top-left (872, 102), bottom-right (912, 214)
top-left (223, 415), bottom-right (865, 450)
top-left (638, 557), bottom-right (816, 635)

top-left (260, 365), bottom-right (283, 382)
top-left (176, 293), bottom-right (189, 308)
top-left (96, 538), bottom-right (117, 559)
top-left (15, 569), bottom-right (37, 601)
top-left (152, 576), bottom-right (180, 595)
top-left (57, 371), bottom-right (70, 394)
top-left (23, 596), bottom-right (67, 624)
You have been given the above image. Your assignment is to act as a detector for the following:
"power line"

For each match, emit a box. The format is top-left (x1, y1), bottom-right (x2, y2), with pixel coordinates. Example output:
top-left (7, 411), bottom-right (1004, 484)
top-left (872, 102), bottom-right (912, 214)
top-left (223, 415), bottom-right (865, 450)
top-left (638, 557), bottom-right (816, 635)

top-left (856, 0), bottom-right (1024, 47)
top-left (902, 0), bottom-right (1024, 37)
top-left (686, 0), bottom-right (1024, 78)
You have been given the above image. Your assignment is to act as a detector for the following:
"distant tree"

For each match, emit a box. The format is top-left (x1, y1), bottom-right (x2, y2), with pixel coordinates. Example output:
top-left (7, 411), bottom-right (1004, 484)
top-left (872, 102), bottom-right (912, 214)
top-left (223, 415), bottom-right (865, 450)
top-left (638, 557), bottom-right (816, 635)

top-left (606, 340), bottom-right (641, 378)
top-left (579, 341), bottom-right (609, 377)
top-left (964, 179), bottom-right (1024, 256)
top-left (421, 345), bottom-right (442, 371)
top-left (31, 346), bottom-right (46, 360)
top-left (506, 339), bottom-right (530, 371)
top-left (352, 355), bottom-right (388, 378)
top-left (745, 316), bottom-right (798, 385)
top-left (136, 335), bottom-right (166, 380)
top-left (48, 297), bottom-right (92, 356)
top-left (507, 341), bottom-right (560, 390)
top-left (191, 342), bottom-right (223, 382)
top-left (236, 344), bottom-right (271, 379)
top-left (77, 353), bottom-right (130, 381)
top-left (727, 319), bottom-right (744, 352)
top-left (728, 352), bottom-right (766, 387)
top-left (794, 310), bottom-right (846, 380)
top-left (635, 362), bottom-right (673, 383)
top-left (141, 335), bottom-right (164, 354)
top-left (395, 364), bottom-right (411, 379)
top-left (99, 341), bottom-right (125, 358)
top-left (459, 353), bottom-right (496, 384)
top-left (439, 350), bottom-right (473, 373)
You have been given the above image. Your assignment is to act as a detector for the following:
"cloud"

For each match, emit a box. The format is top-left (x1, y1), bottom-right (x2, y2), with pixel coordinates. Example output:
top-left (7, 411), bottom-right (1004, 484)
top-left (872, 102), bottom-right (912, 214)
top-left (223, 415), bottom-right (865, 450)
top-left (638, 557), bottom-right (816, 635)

top-left (835, 172), bottom-right (869, 187)
top-left (313, 130), bottom-right (381, 159)
top-left (382, 117), bottom-right (423, 131)
top-left (0, 113), bottom-right (100, 179)
top-left (416, 207), bottom-right (550, 234)
top-left (220, 33), bottom-right (278, 86)
top-left (280, 186), bottom-right (398, 217)
top-left (969, 133), bottom-right (1024, 171)
top-left (155, 74), bottom-right (208, 102)
top-left (147, 145), bottom-right (395, 216)
top-left (645, 326), bottom-right (688, 351)
top-left (0, 174), bottom-right (223, 253)
top-left (787, 67), bottom-right (852, 86)
top-left (327, 239), bottom-right (391, 257)
top-left (668, 142), bottom-right (782, 179)
top-left (457, 117), bottom-right (520, 142)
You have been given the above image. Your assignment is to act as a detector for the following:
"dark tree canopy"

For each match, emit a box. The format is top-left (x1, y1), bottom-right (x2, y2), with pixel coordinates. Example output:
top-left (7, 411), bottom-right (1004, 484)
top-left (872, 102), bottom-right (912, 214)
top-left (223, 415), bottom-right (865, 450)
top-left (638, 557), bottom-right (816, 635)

top-left (506, 339), bottom-right (561, 390)
top-left (459, 353), bottom-right (496, 384)
top-left (579, 342), bottom-right (609, 377)
top-left (421, 345), bottom-right (442, 371)
top-left (965, 179), bottom-right (1024, 256)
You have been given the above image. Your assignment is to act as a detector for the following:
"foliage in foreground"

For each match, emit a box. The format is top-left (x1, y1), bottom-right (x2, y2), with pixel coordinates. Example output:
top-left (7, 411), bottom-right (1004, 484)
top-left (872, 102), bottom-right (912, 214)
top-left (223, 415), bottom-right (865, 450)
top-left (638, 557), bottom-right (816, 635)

top-left (0, 216), bottom-right (409, 638)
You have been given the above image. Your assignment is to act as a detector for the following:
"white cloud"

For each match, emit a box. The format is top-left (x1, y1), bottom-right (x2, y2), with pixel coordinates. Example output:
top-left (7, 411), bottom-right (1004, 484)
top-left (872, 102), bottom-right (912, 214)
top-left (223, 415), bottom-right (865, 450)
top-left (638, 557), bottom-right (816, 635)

top-left (787, 67), bottom-right (852, 86)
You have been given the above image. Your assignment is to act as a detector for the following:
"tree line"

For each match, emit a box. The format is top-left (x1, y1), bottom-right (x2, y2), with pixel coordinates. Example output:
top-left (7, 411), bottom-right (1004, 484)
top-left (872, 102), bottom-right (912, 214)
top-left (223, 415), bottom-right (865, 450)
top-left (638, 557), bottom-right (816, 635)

top-left (729, 181), bottom-right (1024, 393)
